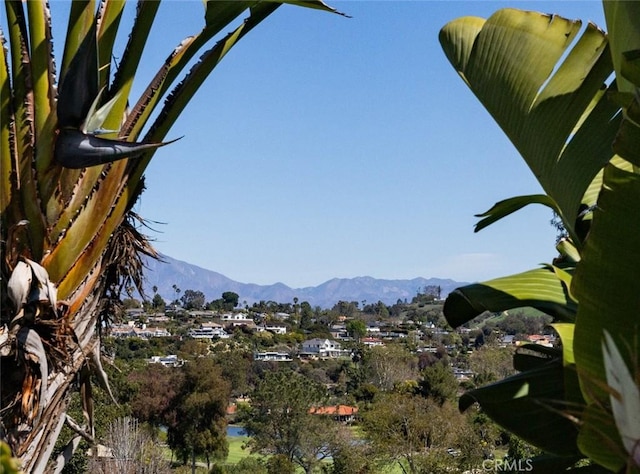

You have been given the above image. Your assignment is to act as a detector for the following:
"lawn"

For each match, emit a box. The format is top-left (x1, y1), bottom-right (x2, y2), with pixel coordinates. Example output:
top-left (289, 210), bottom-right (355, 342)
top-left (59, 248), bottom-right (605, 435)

top-left (224, 435), bottom-right (263, 465)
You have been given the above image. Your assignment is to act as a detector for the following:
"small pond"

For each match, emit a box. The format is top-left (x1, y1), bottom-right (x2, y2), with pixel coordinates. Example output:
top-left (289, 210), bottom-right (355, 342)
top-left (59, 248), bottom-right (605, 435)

top-left (227, 425), bottom-right (246, 437)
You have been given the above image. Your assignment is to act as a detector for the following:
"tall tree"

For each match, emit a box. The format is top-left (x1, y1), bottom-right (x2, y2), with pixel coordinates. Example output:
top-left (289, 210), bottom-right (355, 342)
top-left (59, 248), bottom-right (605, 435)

top-left (0, 1), bottom-right (342, 471)
top-left (180, 289), bottom-right (206, 310)
top-left (243, 369), bottom-right (337, 473)
top-left (166, 358), bottom-right (231, 472)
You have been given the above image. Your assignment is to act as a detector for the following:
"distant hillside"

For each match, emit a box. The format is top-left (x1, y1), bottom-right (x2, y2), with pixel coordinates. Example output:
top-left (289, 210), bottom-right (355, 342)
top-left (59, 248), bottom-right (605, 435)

top-left (141, 254), bottom-right (467, 308)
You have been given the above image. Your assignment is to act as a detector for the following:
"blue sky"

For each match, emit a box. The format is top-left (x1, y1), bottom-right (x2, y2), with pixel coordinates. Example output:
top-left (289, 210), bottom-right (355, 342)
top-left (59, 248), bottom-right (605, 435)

top-left (6, 1), bottom-right (609, 288)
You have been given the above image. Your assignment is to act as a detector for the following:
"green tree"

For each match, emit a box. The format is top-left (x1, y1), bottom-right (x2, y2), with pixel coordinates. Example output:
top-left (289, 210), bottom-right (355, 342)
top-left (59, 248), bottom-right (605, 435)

top-left (129, 363), bottom-right (182, 428)
top-left (222, 291), bottom-right (240, 311)
top-left (265, 454), bottom-right (295, 474)
top-left (361, 393), bottom-right (482, 474)
top-left (346, 319), bottom-right (367, 341)
top-left (298, 301), bottom-right (314, 329)
top-left (167, 359), bottom-right (231, 472)
top-left (151, 293), bottom-right (166, 312)
top-left (243, 369), bottom-right (336, 473)
top-left (0, 2), bottom-right (342, 469)
top-left (419, 360), bottom-right (459, 405)
top-left (181, 289), bottom-right (206, 310)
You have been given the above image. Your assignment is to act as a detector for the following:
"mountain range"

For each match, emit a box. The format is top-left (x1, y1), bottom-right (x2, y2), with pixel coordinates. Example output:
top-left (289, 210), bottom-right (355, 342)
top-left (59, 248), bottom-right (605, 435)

top-left (141, 254), bottom-right (467, 309)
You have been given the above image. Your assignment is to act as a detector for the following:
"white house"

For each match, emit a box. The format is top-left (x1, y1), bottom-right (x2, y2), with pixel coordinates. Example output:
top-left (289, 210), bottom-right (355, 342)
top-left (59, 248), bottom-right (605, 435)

top-left (149, 354), bottom-right (184, 367)
top-left (254, 351), bottom-right (293, 362)
top-left (256, 323), bottom-right (287, 335)
top-left (188, 324), bottom-right (230, 339)
top-left (301, 338), bottom-right (344, 359)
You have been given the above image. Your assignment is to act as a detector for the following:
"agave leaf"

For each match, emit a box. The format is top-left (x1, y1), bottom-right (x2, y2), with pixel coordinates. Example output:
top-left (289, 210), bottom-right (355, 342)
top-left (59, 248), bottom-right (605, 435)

top-left (443, 265), bottom-right (577, 328)
top-left (89, 343), bottom-right (118, 406)
top-left (513, 344), bottom-right (561, 372)
top-left (81, 87), bottom-right (126, 135)
top-left (5, 1), bottom-right (46, 260)
top-left (78, 364), bottom-right (94, 439)
top-left (7, 261), bottom-right (33, 312)
top-left (96, 0), bottom-right (126, 89)
top-left (122, 2), bottom-right (259, 141)
top-left (602, 1), bottom-right (640, 94)
top-left (552, 323), bottom-right (576, 367)
top-left (54, 129), bottom-right (180, 169)
top-left (459, 358), bottom-right (580, 456)
top-left (277, 0), bottom-right (348, 15)
top-left (57, 18), bottom-right (98, 129)
top-left (24, 258), bottom-right (57, 310)
top-left (25, 0), bottom-right (55, 126)
top-left (439, 9), bottom-right (617, 245)
top-left (0, 28), bottom-right (15, 220)
top-left (17, 328), bottom-right (48, 424)
top-left (105, 0), bottom-right (161, 133)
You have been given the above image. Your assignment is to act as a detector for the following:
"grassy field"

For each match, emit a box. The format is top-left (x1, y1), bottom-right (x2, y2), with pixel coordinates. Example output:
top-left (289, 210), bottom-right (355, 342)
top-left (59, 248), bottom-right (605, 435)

top-left (224, 435), bottom-right (263, 465)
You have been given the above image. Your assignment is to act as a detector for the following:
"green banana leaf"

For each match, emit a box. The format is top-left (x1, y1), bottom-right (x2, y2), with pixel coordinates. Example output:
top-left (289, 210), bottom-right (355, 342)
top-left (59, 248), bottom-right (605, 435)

top-left (439, 9), bottom-right (618, 245)
top-left (474, 194), bottom-right (560, 234)
top-left (459, 358), bottom-right (581, 456)
top-left (443, 265), bottom-right (577, 328)
top-left (572, 163), bottom-right (640, 469)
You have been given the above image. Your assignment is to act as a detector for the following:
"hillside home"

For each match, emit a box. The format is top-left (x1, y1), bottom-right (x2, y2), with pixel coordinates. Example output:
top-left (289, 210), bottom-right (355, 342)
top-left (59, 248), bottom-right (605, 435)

top-left (189, 324), bottom-right (230, 339)
top-left (149, 354), bottom-right (184, 367)
top-left (220, 313), bottom-right (255, 328)
top-left (256, 323), bottom-right (287, 335)
top-left (300, 338), bottom-right (344, 359)
top-left (309, 405), bottom-right (358, 423)
top-left (525, 334), bottom-right (555, 347)
top-left (253, 351), bottom-right (293, 362)
top-left (362, 337), bottom-right (384, 347)
top-left (110, 323), bottom-right (171, 339)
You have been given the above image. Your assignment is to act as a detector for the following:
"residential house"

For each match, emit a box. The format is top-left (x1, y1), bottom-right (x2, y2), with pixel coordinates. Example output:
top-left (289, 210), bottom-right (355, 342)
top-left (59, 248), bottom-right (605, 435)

top-left (300, 338), bottom-right (344, 359)
top-left (309, 405), bottom-right (358, 423)
top-left (524, 334), bottom-right (555, 347)
top-left (149, 354), bottom-right (184, 367)
top-left (189, 323), bottom-right (230, 339)
top-left (253, 351), bottom-right (293, 362)
top-left (109, 323), bottom-right (171, 339)
top-left (256, 323), bottom-right (287, 335)
top-left (361, 337), bottom-right (384, 347)
top-left (220, 313), bottom-right (256, 329)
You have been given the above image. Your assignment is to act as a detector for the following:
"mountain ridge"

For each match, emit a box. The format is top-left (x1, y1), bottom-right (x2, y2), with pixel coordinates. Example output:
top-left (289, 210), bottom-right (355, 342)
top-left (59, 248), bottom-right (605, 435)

top-left (141, 254), bottom-right (467, 308)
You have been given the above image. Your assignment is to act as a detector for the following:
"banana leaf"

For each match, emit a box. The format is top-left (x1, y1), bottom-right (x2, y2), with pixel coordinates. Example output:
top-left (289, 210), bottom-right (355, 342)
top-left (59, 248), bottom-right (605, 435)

top-left (443, 265), bottom-right (577, 327)
top-left (439, 9), bottom-right (618, 245)
top-left (459, 358), bottom-right (581, 456)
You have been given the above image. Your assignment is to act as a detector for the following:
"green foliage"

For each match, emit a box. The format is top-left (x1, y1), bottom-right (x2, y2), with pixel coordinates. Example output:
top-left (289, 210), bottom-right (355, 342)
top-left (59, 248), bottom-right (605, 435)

top-left (361, 393), bottom-right (483, 474)
top-left (0, 441), bottom-right (20, 474)
top-left (225, 457), bottom-right (268, 474)
top-left (181, 289), bottom-right (206, 310)
top-left (265, 454), bottom-right (295, 474)
top-left (243, 369), bottom-right (334, 471)
top-left (345, 319), bottom-right (366, 341)
top-left (439, 5), bottom-right (640, 470)
top-left (167, 359), bottom-right (231, 465)
top-left (419, 360), bottom-right (458, 404)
